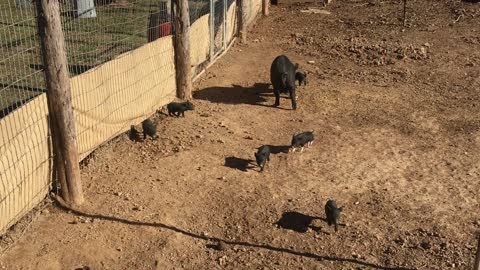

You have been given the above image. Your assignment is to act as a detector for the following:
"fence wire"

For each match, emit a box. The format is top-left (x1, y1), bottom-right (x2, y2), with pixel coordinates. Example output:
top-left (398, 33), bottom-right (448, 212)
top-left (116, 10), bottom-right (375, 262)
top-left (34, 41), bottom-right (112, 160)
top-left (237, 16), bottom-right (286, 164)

top-left (0, 0), bottom-right (246, 235)
top-left (0, 0), bottom-right (51, 234)
top-left (0, 0), bottom-right (45, 117)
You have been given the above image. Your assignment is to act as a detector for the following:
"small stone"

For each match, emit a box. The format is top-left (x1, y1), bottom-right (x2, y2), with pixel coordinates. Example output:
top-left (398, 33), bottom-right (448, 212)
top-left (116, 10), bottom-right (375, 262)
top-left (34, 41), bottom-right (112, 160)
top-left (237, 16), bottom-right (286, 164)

top-left (244, 135), bottom-right (254, 140)
top-left (217, 139), bottom-right (225, 144)
top-left (116, 247), bottom-right (122, 252)
top-left (423, 42), bottom-right (432, 47)
top-left (308, 60), bottom-right (315, 64)
top-left (218, 255), bottom-right (228, 266)
top-left (114, 192), bottom-right (122, 196)
top-left (42, 209), bottom-right (50, 214)
top-left (354, 201), bottom-right (359, 205)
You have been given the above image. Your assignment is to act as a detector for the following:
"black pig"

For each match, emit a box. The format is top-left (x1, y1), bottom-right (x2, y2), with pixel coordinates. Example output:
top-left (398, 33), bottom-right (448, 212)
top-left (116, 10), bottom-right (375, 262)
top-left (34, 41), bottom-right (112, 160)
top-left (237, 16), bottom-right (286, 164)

top-left (290, 131), bottom-right (314, 153)
top-left (325, 199), bottom-right (343, 232)
top-left (295, 72), bottom-right (307, 86)
top-left (167, 101), bottom-right (194, 117)
top-left (270, 55), bottom-right (299, 110)
top-left (255, 145), bottom-right (271, 172)
top-left (128, 125), bottom-right (142, 142)
top-left (142, 118), bottom-right (158, 139)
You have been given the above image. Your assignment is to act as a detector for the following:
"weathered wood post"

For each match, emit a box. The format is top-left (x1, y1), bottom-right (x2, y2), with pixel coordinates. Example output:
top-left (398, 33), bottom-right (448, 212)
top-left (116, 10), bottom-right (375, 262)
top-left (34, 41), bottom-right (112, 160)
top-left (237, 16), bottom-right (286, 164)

top-left (35, 0), bottom-right (84, 206)
top-left (238, 0), bottom-right (247, 43)
top-left (173, 0), bottom-right (193, 100)
top-left (262, 0), bottom-right (269, 16)
top-left (50, 118), bottom-right (70, 202)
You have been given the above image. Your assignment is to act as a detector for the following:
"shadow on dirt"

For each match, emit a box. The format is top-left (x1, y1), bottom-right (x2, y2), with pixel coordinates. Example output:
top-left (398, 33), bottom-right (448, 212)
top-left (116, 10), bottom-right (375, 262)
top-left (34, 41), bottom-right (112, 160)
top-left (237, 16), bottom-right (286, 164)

top-left (224, 156), bottom-right (255, 172)
top-left (193, 83), bottom-right (292, 111)
top-left (266, 144), bottom-right (290, 154)
top-left (54, 199), bottom-right (416, 270)
top-left (276, 211), bottom-right (316, 233)
top-left (224, 144), bottom-right (290, 172)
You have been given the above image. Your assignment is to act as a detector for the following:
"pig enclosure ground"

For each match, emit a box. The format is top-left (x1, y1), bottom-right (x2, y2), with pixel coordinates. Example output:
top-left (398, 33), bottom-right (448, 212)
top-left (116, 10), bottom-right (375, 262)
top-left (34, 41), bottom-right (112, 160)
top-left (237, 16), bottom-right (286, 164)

top-left (1, 0), bottom-right (480, 269)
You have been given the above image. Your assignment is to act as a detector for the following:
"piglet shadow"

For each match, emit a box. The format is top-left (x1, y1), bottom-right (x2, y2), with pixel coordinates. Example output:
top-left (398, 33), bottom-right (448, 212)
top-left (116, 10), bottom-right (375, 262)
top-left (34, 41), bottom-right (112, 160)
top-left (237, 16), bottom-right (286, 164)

top-left (276, 211), bottom-right (316, 233)
top-left (224, 156), bottom-right (255, 172)
top-left (276, 211), bottom-right (345, 234)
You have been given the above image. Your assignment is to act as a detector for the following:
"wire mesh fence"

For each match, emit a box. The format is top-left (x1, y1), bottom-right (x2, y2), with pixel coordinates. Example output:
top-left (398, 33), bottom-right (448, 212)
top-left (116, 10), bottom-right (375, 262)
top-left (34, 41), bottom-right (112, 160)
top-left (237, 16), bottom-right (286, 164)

top-left (0, 0), bottom-right (52, 234)
top-left (0, 0), bottom-right (46, 117)
top-left (0, 0), bottom-right (257, 235)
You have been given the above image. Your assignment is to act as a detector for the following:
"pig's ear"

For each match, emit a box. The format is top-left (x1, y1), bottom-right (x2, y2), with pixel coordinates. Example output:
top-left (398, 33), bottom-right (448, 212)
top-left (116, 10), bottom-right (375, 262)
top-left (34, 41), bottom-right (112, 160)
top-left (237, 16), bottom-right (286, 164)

top-left (294, 63), bottom-right (299, 70)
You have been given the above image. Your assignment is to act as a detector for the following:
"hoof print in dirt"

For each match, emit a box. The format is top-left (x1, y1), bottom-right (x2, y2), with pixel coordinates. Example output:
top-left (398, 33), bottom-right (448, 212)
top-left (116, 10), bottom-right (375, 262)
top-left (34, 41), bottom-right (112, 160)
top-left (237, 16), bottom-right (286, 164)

top-left (167, 101), bottom-right (194, 117)
top-left (290, 131), bottom-right (314, 153)
top-left (270, 55), bottom-right (299, 110)
top-left (255, 145), bottom-right (271, 172)
top-left (325, 199), bottom-right (343, 232)
top-left (142, 118), bottom-right (158, 140)
top-left (128, 125), bottom-right (143, 142)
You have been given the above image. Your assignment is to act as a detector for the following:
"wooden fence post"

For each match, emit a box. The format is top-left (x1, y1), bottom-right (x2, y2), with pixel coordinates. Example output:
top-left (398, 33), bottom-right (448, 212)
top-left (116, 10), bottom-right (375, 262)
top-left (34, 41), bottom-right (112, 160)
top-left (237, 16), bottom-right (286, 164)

top-left (474, 233), bottom-right (480, 270)
top-left (262, 0), bottom-right (269, 16)
top-left (35, 0), bottom-right (84, 206)
top-left (50, 118), bottom-right (70, 202)
top-left (173, 0), bottom-right (192, 100)
top-left (238, 0), bottom-right (247, 43)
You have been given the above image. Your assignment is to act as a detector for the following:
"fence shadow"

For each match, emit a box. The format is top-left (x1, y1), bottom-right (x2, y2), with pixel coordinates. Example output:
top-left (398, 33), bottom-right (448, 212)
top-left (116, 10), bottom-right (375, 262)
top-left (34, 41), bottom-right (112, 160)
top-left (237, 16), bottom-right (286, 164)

top-left (29, 63), bottom-right (95, 76)
top-left (53, 199), bottom-right (416, 270)
top-left (0, 95), bottom-right (39, 119)
top-left (194, 83), bottom-right (291, 110)
top-left (224, 156), bottom-right (255, 172)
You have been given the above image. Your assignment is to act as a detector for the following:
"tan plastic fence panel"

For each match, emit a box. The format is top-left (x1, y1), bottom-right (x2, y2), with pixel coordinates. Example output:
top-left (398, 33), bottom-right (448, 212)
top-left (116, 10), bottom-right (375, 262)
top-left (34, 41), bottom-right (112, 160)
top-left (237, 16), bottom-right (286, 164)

top-left (190, 14), bottom-right (211, 68)
top-left (0, 0), bottom-right (258, 234)
top-left (246, 0), bottom-right (262, 26)
top-left (227, 2), bottom-right (237, 44)
top-left (0, 94), bottom-right (51, 234)
top-left (71, 36), bottom-right (177, 160)
top-left (0, 36), bottom-right (176, 234)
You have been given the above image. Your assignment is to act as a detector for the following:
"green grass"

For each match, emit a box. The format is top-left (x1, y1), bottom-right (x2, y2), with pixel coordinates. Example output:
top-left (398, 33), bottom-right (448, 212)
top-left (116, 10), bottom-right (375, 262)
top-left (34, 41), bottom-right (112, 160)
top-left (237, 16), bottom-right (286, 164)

top-left (0, 0), bottom-right (218, 113)
top-left (0, 0), bottom-right (164, 113)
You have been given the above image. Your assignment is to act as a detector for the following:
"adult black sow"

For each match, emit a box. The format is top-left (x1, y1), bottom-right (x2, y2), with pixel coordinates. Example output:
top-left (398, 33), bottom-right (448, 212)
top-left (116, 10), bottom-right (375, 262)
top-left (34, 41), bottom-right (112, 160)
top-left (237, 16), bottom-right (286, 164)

top-left (270, 55), bottom-right (299, 110)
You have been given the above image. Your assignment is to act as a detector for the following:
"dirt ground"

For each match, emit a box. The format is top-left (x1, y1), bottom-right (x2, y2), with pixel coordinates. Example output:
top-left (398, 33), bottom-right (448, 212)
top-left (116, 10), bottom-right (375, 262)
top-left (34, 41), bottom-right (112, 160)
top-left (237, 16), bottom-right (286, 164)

top-left (1, 0), bottom-right (480, 269)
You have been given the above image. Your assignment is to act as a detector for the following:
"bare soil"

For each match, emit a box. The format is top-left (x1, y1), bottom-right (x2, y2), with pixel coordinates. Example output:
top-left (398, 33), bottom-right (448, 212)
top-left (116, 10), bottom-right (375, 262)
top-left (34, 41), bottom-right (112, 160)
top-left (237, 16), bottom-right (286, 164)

top-left (1, 0), bottom-right (480, 269)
